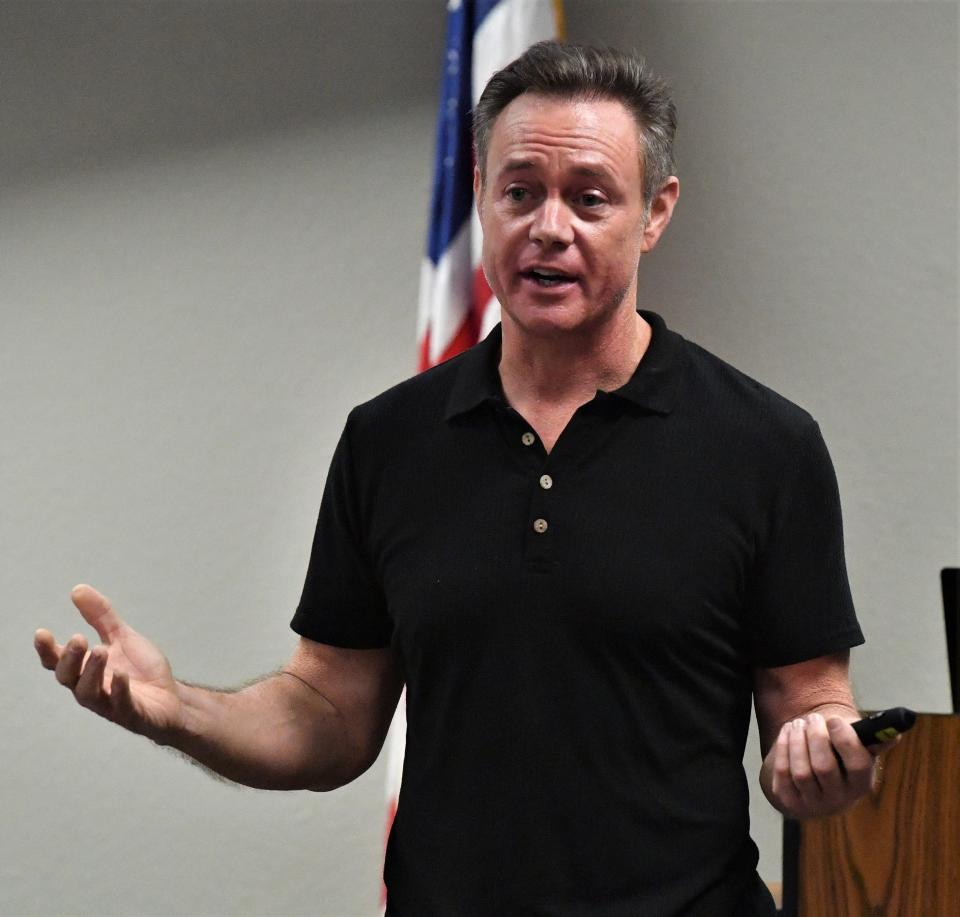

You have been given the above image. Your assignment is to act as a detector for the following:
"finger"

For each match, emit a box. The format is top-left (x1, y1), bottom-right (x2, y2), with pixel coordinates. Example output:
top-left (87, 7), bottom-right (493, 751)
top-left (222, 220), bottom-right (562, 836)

top-left (54, 634), bottom-right (89, 688)
top-left (771, 725), bottom-right (801, 810)
top-left (34, 629), bottom-right (64, 670)
top-left (788, 718), bottom-right (820, 805)
top-left (109, 670), bottom-right (138, 732)
top-left (827, 717), bottom-right (874, 793)
top-left (74, 646), bottom-right (110, 715)
top-left (71, 584), bottom-right (125, 645)
top-left (805, 713), bottom-right (845, 803)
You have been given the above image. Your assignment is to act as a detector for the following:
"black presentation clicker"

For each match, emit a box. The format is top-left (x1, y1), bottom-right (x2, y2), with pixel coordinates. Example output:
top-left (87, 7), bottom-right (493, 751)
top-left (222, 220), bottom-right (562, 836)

top-left (850, 706), bottom-right (917, 745)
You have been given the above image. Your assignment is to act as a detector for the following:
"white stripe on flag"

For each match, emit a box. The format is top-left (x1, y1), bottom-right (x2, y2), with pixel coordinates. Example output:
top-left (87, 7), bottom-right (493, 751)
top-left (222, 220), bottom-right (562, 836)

top-left (469, 0), bottom-right (559, 340)
top-left (417, 219), bottom-right (473, 365)
top-left (479, 287), bottom-right (502, 340)
top-left (472, 0), bottom-right (559, 107)
top-left (469, 208), bottom-right (500, 333)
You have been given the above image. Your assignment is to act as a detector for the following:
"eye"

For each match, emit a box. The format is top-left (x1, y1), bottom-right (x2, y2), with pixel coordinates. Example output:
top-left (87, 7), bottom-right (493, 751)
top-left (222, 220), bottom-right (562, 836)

top-left (578, 192), bottom-right (606, 208)
top-left (505, 186), bottom-right (528, 202)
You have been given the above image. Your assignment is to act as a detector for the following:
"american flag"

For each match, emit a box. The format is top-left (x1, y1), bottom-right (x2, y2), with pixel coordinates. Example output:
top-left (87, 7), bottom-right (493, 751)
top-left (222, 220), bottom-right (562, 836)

top-left (415, 0), bottom-right (566, 369)
top-left (382, 0), bottom-right (564, 907)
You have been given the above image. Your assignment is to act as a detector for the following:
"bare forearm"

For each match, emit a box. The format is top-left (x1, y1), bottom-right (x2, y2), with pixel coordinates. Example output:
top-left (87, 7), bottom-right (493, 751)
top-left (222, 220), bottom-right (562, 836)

top-left (35, 587), bottom-right (389, 791)
top-left (160, 673), bottom-right (353, 791)
top-left (752, 652), bottom-right (877, 819)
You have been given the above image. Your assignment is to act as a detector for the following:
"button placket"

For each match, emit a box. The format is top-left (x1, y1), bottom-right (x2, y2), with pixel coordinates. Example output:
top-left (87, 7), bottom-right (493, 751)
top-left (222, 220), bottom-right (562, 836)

top-left (488, 404), bottom-right (545, 475)
top-left (527, 459), bottom-right (557, 558)
top-left (496, 409), bottom-right (556, 560)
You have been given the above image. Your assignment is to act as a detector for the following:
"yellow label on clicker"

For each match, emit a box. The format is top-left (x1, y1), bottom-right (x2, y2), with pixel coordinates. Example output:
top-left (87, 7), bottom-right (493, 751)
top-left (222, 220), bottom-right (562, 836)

top-left (875, 726), bottom-right (899, 741)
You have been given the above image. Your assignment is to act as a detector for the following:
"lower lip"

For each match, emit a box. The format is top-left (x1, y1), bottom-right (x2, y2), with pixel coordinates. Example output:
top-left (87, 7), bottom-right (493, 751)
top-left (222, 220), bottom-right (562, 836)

top-left (519, 275), bottom-right (579, 295)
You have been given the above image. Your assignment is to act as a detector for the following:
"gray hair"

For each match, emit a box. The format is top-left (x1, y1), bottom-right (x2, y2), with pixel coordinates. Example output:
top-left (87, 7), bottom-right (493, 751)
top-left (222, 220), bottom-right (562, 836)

top-left (473, 41), bottom-right (677, 210)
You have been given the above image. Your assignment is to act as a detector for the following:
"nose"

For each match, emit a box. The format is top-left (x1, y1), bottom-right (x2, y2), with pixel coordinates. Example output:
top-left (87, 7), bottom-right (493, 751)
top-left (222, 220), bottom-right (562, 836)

top-left (529, 194), bottom-right (574, 248)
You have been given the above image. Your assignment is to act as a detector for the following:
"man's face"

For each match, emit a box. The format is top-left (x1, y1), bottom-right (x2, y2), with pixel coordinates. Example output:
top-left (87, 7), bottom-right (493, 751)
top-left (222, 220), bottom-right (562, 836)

top-left (475, 93), bottom-right (654, 338)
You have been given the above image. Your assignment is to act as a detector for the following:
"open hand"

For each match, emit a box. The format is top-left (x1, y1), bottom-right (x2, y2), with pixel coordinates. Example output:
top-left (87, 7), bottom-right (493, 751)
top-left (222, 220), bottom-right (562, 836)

top-left (35, 584), bottom-right (183, 742)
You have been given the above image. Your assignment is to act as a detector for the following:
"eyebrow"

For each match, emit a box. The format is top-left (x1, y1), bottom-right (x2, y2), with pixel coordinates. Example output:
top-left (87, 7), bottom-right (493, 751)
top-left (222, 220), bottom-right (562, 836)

top-left (570, 165), bottom-right (611, 179)
top-left (499, 159), bottom-right (537, 176)
top-left (497, 159), bottom-right (614, 181)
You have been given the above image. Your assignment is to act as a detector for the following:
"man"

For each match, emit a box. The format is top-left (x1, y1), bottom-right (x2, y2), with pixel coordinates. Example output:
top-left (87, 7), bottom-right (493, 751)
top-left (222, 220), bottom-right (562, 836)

top-left (35, 42), bottom-right (884, 915)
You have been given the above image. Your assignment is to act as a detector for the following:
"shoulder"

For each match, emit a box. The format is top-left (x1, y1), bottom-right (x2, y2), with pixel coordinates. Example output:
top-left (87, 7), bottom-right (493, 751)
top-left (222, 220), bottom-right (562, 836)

top-left (343, 349), bottom-right (470, 443)
top-left (680, 336), bottom-right (821, 458)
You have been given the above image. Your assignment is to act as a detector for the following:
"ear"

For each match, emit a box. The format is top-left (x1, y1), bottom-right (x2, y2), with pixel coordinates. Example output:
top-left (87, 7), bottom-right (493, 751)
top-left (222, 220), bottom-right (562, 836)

top-left (640, 176), bottom-right (680, 253)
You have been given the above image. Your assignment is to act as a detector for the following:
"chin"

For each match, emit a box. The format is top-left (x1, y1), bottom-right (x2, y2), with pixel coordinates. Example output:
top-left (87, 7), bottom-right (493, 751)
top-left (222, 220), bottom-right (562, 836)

top-left (503, 300), bottom-right (587, 337)
top-left (506, 294), bottom-right (627, 340)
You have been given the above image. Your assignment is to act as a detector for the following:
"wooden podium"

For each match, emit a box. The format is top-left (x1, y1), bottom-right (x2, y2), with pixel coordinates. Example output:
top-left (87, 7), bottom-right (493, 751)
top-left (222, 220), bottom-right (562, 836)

top-left (781, 714), bottom-right (960, 916)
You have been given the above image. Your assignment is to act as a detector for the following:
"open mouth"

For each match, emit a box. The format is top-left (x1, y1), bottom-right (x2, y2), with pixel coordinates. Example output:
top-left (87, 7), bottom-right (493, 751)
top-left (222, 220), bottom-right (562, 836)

top-left (521, 269), bottom-right (578, 288)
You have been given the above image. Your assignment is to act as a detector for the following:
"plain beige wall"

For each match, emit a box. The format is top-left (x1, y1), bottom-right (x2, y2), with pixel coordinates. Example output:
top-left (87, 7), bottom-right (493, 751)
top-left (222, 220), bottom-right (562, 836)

top-left (3, 2), bottom-right (956, 915)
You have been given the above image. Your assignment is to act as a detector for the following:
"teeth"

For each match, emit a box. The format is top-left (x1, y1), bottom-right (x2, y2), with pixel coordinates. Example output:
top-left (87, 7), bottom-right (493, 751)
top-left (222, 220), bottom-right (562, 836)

top-left (530, 273), bottom-right (569, 287)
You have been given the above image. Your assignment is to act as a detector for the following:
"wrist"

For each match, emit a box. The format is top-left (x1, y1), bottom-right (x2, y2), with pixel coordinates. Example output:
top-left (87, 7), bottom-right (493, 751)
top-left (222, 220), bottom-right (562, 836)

top-left (151, 680), bottom-right (202, 748)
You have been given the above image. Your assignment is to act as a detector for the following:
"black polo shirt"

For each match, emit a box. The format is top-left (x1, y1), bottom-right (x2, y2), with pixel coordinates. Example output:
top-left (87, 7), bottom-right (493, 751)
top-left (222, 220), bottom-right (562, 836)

top-left (291, 310), bottom-right (863, 916)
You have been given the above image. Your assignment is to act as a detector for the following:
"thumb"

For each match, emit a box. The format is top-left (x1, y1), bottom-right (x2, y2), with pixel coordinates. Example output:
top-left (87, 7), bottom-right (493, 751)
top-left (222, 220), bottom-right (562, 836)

top-left (70, 584), bottom-right (125, 644)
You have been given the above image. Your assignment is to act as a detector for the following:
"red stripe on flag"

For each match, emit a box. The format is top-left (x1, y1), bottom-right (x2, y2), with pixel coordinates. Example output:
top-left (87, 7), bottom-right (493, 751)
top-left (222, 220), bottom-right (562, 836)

top-left (433, 310), bottom-right (480, 365)
top-left (380, 796), bottom-right (398, 908)
top-left (417, 314), bottom-right (477, 371)
top-left (472, 265), bottom-right (494, 328)
top-left (418, 267), bottom-right (494, 370)
top-left (417, 329), bottom-right (432, 373)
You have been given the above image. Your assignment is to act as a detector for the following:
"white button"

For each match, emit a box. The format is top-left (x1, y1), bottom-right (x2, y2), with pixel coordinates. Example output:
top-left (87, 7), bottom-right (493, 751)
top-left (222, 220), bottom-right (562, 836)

top-left (533, 518), bottom-right (548, 534)
top-left (521, 432), bottom-right (536, 446)
top-left (539, 474), bottom-right (553, 490)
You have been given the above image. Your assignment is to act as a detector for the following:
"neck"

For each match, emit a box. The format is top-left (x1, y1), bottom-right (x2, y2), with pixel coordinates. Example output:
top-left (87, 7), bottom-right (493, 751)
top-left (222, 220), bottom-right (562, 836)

top-left (498, 305), bottom-right (651, 411)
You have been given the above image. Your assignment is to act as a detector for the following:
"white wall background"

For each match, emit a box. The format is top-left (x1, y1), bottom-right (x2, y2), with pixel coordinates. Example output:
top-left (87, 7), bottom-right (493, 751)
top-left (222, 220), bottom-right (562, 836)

top-left (2, 2), bottom-right (956, 915)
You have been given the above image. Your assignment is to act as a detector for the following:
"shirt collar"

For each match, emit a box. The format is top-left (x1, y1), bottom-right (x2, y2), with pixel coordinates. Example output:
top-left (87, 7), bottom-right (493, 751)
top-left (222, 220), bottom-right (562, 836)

top-left (443, 309), bottom-right (687, 421)
top-left (443, 323), bottom-right (506, 420)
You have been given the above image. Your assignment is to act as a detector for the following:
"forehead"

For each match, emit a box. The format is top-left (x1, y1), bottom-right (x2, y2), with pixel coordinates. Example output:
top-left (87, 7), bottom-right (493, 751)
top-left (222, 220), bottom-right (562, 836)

top-left (486, 93), bottom-right (642, 183)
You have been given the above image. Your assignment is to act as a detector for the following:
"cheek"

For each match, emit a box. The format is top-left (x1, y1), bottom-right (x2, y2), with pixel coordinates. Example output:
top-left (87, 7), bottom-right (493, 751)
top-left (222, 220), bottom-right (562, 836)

top-left (482, 227), bottom-right (502, 264)
top-left (601, 229), bottom-right (642, 273)
top-left (486, 224), bottom-right (517, 267)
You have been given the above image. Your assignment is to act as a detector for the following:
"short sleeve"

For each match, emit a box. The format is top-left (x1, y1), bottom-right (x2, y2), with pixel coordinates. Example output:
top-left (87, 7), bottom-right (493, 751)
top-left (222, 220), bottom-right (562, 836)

top-left (747, 420), bottom-right (864, 667)
top-left (290, 415), bottom-right (392, 648)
